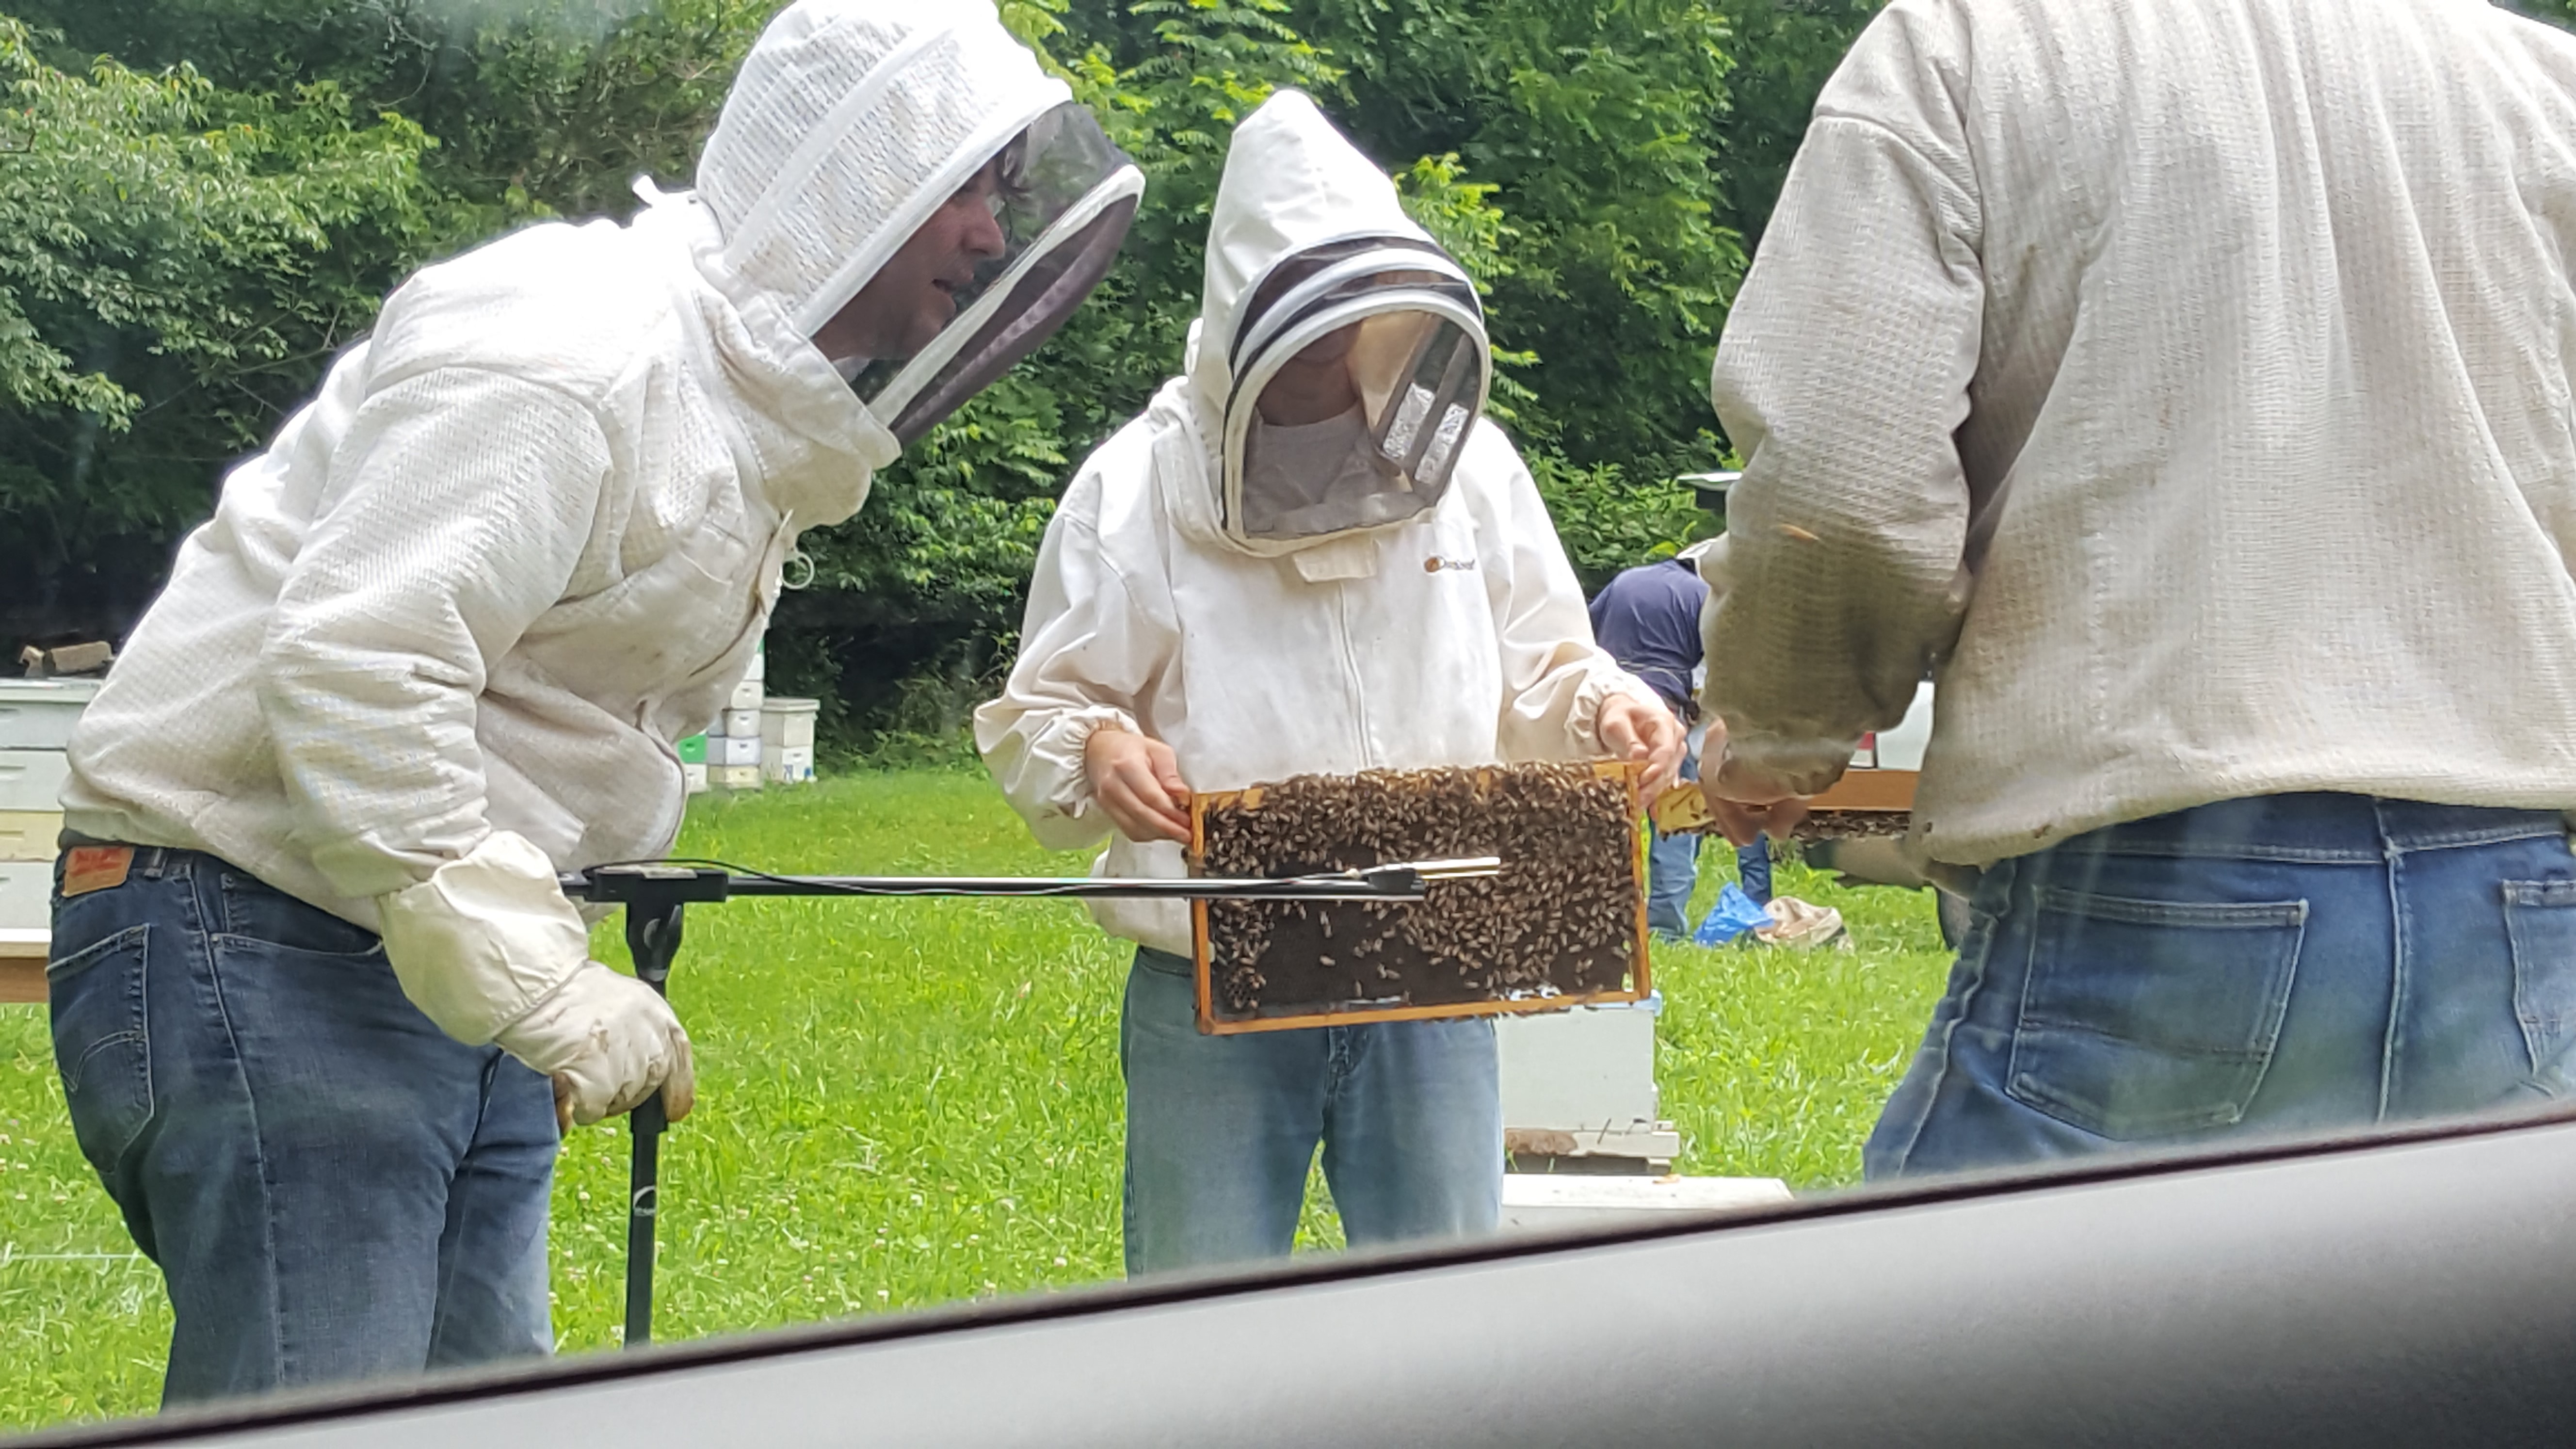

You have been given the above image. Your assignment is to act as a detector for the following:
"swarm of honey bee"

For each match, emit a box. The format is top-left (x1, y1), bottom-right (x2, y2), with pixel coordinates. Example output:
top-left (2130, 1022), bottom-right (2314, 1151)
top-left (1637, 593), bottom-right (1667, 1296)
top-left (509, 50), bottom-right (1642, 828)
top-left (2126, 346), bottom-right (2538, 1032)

top-left (1791, 809), bottom-right (1910, 842)
top-left (1197, 763), bottom-right (1643, 1020)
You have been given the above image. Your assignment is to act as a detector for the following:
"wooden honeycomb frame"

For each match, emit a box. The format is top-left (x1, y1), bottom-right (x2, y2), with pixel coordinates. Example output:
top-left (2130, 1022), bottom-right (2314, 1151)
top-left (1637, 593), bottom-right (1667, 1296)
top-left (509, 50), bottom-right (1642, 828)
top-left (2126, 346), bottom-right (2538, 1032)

top-left (1187, 761), bottom-right (1651, 1035)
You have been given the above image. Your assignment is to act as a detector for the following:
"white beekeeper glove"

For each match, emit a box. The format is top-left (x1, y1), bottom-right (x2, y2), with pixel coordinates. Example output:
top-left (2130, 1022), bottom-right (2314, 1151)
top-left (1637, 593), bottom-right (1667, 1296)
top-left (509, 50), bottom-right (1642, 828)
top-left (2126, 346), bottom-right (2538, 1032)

top-left (376, 831), bottom-right (695, 1128)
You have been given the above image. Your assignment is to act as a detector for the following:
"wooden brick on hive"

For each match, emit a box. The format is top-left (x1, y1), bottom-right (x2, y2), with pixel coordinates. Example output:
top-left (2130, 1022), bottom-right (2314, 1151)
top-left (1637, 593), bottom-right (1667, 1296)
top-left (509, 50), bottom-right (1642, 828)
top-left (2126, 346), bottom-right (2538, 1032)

top-left (1188, 761), bottom-right (1650, 1034)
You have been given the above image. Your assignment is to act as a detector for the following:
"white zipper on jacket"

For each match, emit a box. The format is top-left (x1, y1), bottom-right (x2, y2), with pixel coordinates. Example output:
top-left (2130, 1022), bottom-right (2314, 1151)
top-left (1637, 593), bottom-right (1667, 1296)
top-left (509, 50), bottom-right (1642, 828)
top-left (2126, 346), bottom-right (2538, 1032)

top-left (1334, 580), bottom-right (1377, 769)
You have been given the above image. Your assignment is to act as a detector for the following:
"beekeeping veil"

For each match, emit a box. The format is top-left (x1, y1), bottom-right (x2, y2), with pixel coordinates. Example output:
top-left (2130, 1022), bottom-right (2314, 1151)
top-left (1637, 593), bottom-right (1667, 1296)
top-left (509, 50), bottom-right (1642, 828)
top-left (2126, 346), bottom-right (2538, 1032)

top-left (1187, 91), bottom-right (1490, 555)
top-left (695, 0), bottom-right (1142, 446)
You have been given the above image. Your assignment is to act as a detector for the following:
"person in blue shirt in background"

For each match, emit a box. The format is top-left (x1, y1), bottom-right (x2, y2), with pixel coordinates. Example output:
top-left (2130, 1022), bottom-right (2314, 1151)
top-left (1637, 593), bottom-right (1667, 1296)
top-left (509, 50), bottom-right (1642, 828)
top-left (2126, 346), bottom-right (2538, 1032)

top-left (1590, 540), bottom-right (1772, 939)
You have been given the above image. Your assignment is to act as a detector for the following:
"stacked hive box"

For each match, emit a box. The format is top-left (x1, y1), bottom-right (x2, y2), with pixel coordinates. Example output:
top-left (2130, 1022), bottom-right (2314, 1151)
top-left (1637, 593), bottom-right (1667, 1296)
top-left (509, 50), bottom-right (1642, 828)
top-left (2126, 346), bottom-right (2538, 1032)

top-left (708, 641), bottom-right (766, 790)
top-left (1494, 995), bottom-right (1682, 1170)
top-left (663, 643), bottom-right (822, 798)
top-left (1, 678), bottom-right (99, 1001)
top-left (1491, 991), bottom-right (1793, 1224)
top-left (760, 697), bottom-right (818, 784)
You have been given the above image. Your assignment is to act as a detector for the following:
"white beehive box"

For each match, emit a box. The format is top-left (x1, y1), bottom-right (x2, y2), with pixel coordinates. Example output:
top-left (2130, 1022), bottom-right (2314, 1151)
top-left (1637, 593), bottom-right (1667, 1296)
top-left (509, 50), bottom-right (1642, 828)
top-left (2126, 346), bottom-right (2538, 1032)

top-left (763, 746), bottom-right (815, 785)
top-left (760, 697), bottom-right (818, 752)
top-left (742, 641), bottom-right (765, 683)
top-left (0, 811), bottom-right (60, 861)
top-left (682, 761), bottom-right (710, 795)
top-left (0, 750), bottom-right (72, 812)
top-left (0, 678), bottom-right (100, 751)
top-left (713, 763), bottom-right (763, 791)
top-left (0, 859), bottom-right (51, 931)
top-left (1495, 994), bottom-right (1678, 1164)
top-left (729, 677), bottom-right (765, 712)
top-left (0, 679), bottom-right (97, 937)
top-left (719, 707), bottom-right (763, 739)
top-left (712, 734), bottom-right (759, 767)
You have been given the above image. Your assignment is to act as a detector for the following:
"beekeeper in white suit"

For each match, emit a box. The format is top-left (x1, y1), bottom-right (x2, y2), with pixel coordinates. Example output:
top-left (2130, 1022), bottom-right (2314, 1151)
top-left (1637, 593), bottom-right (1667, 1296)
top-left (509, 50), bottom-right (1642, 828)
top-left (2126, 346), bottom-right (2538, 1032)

top-left (978, 90), bottom-right (1680, 1274)
top-left (47, 0), bottom-right (1139, 1404)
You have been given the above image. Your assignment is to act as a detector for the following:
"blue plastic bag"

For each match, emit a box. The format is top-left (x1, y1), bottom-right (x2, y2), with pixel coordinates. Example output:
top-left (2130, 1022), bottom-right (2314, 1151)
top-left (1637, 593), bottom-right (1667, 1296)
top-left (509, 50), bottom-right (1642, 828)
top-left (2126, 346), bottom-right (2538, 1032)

top-left (1692, 883), bottom-right (1772, 947)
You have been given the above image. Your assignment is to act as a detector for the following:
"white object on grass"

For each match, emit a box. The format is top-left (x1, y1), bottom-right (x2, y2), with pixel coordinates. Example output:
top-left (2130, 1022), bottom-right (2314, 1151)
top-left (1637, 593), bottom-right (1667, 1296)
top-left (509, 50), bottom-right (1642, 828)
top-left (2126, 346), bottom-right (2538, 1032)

top-left (1496, 997), bottom-right (1669, 1161)
top-left (1499, 1174), bottom-right (1792, 1233)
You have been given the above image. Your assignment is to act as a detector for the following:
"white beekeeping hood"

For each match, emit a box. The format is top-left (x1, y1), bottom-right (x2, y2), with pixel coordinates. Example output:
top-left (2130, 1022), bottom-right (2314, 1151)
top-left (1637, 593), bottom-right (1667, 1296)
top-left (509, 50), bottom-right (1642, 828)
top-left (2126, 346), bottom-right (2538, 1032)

top-left (694, 0), bottom-right (1142, 443)
top-left (1185, 90), bottom-right (1489, 555)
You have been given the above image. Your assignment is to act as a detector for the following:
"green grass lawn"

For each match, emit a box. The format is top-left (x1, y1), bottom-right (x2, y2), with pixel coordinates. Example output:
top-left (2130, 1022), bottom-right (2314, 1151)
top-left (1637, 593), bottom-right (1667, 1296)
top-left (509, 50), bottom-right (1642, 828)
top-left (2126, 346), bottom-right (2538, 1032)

top-left (0, 769), bottom-right (1951, 1433)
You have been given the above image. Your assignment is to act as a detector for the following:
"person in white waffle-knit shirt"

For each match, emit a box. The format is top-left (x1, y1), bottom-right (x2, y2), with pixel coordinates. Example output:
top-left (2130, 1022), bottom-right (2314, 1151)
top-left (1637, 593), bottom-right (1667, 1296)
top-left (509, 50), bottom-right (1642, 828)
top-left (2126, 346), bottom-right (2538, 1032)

top-left (1698, 0), bottom-right (2576, 1178)
top-left (48, 0), bottom-right (1141, 1403)
top-left (977, 91), bottom-right (1682, 1275)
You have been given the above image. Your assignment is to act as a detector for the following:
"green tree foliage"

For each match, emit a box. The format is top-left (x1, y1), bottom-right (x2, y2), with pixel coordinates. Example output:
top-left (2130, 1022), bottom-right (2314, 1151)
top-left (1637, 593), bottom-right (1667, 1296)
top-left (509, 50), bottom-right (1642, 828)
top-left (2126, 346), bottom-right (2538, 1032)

top-left (2504, 0), bottom-right (2576, 26)
top-left (11, 0), bottom-right (770, 221)
top-left (0, 15), bottom-right (438, 629)
top-left (1286, 0), bottom-right (1742, 477)
top-left (0, 0), bottom-right (1891, 736)
top-left (1707, 0), bottom-right (1885, 242)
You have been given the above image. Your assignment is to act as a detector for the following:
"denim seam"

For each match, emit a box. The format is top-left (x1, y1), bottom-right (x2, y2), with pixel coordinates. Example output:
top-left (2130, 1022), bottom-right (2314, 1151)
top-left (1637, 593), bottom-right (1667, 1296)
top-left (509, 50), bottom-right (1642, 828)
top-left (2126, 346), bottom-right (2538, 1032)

top-left (2086, 825), bottom-right (2564, 865)
top-left (2215, 906), bottom-right (2302, 1126)
top-left (193, 863), bottom-right (290, 1385)
top-left (2004, 1019), bottom-right (2289, 1063)
top-left (1323, 1026), bottom-right (1363, 1105)
top-left (2504, 879), bottom-right (2576, 907)
top-left (2390, 826), bottom-right (2572, 853)
top-left (212, 866), bottom-right (238, 938)
top-left (1883, 861), bottom-right (2007, 1174)
top-left (2376, 805), bottom-right (2408, 1122)
top-left (2030, 886), bottom-right (2309, 930)
top-left (2500, 883), bottom-right (2576, 1083)
top-left (427, 1053), bottom-right (501, 1361)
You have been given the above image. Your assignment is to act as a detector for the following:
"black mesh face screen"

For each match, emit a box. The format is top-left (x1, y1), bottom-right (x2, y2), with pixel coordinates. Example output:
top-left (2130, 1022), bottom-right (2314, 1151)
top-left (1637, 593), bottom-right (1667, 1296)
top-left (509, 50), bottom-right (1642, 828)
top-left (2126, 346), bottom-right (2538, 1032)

top-left (886, 191), bottom-right (1138, 446)
top-left (846, 102), bottom-right (1142, 443)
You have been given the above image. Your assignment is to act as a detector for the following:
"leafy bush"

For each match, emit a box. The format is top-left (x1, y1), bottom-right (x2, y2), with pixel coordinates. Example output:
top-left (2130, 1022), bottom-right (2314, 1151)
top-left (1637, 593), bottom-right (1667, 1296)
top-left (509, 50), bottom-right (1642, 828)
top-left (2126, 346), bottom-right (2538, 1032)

top-left (1529, 453), bottom-right (1710, 594)
top-left (0, 15), bottom-right (441, 634)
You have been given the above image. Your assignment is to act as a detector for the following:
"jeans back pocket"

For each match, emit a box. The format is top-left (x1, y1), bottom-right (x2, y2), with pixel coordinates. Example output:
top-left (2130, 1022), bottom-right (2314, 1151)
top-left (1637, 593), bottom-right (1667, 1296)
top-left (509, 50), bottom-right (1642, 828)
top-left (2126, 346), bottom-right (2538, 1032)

top-left (2007, 887), bottom-right (2306, 1140)
top-left (48, 924), bottom-right (155, 1179)
top-left (2503, 879), bottom-right (2576, 1076)
top-left (215, 869), bottom-right (383, 957)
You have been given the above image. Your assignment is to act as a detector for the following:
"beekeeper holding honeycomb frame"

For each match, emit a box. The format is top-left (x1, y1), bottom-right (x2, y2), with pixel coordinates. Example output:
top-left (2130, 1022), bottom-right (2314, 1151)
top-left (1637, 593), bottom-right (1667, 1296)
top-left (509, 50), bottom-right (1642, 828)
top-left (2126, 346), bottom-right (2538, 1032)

top-left (48, 0), bottom-right (1140, 1405)
top-left (978, 90), bottom-right (1682, 1275)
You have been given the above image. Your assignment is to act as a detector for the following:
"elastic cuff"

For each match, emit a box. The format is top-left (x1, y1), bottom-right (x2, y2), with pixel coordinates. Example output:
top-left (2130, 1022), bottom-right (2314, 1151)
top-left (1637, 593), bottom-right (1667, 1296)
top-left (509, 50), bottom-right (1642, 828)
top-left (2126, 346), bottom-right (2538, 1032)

top-left (1046, 707), bottom-right (1143, 821)
top-left (1571, 671), bottom-right (1667, 755)
top-left (1717, 725), bottom-right (1866, 798)
top-left (375, 830), bottom-right (592, 1046)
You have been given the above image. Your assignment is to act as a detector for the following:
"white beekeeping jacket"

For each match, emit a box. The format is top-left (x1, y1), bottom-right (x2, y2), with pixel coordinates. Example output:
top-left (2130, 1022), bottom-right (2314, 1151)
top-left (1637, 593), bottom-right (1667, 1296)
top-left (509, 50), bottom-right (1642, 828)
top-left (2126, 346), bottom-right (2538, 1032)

top-left (975, 91), bottom-right (1658, 955)
top-left (65, 0), bottom-right (1079, 930)
top-left (1704, 0), bottom-right (2576, 866)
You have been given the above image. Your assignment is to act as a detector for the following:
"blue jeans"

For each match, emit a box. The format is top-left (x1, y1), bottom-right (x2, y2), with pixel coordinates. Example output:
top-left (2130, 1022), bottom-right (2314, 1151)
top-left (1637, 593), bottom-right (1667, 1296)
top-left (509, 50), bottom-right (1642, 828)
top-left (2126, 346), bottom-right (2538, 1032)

top-left (47, 847), bottom-right (556, 1404)
top-left (1648, 731), bottom-right (1771, 937)
top-left (1866, 794), bottom-right (2576, 1179)
top-left (1120, 948), bottom-right (1501, 1275)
